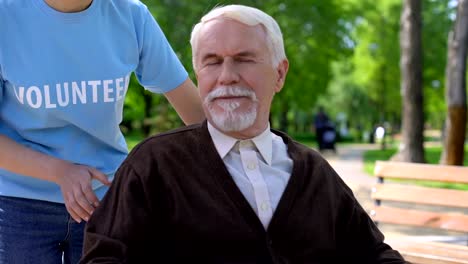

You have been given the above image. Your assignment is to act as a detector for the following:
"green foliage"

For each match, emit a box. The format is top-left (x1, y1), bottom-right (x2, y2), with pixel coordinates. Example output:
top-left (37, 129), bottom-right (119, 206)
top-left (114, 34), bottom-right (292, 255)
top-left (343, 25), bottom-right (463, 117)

top-left (288, 133), bottom-right (317, 147)
top-left (124, 0), bottom-right (353, 135)
top-left (422, 0), bottom-right (455, 128)
top-left (121, 74), bottom-right (146, 133)
top-left (124, 132), bottom-right (146, 150)
top-left (317, 0), bottom-right (456, 137)
top-left (121, 0), bottom-right (461, 148)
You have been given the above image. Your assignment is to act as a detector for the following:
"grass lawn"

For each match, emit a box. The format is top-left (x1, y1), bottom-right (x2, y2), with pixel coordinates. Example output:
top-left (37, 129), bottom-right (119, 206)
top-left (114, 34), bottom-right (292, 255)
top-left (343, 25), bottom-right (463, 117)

top-left (363, 144), bottom-right (468, 190)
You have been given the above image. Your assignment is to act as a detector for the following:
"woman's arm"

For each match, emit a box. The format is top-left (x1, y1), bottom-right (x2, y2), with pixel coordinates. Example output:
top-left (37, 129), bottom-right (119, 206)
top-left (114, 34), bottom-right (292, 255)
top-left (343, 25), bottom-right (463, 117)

top-left (164, 77), bottom-right (205, 125)
top-left (0, 134), bottom-right (110, 222)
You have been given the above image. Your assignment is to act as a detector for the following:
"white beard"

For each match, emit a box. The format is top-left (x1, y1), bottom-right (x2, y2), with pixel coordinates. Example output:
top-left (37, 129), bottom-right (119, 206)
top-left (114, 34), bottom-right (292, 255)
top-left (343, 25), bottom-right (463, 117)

top-left (204, 86), bottom-right (258, 132)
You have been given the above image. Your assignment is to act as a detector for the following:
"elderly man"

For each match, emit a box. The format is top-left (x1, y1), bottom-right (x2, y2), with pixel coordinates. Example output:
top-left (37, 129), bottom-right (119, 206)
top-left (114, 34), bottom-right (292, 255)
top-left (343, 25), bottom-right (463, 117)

top-left (80, 5), bottom-right (405, 264)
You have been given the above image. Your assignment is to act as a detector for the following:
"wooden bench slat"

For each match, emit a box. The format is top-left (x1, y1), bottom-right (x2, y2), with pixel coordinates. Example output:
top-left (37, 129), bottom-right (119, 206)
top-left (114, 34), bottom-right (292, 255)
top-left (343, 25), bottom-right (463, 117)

top-left (371, 206), bottom-right (468, 233)
top-left (385, 238), bottom-right (468, 264)
top-left (402, 253), bottom-right (468, 264)
top-left (374, 161), bottom-right (468, 183)
top-left (371, 183), bottom-right (468, 208)
top-left (372, 161), bottom-right (468, 264)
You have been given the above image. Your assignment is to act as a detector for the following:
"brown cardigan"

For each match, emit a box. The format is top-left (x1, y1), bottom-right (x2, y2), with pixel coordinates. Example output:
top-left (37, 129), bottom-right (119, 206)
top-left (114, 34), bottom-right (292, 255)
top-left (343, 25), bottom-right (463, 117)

top-left (80, 121), bottom-right (405, 264)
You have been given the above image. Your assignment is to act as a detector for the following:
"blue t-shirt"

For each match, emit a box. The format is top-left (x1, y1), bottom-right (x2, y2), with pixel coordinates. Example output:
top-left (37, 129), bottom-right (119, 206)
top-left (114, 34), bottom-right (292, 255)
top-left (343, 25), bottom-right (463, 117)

top-left (0, 0), bottom-right (189, 203)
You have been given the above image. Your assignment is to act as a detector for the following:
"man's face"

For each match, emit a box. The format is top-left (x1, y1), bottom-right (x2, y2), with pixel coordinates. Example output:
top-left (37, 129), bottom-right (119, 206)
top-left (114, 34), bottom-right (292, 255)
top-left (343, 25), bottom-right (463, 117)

top-left (194, 18), bottom-right (287, 137)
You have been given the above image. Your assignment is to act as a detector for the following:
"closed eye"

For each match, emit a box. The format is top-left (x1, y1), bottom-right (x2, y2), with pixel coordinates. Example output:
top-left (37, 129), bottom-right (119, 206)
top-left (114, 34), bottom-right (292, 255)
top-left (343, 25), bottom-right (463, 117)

top-left (205, 60), bottom-right (221, 65)
top-left (201, 53), bottom-right (223, 67)
top-left (236, 58), bottom-right (255, 63)
top-left (234, 51), bottom-right (257, 63)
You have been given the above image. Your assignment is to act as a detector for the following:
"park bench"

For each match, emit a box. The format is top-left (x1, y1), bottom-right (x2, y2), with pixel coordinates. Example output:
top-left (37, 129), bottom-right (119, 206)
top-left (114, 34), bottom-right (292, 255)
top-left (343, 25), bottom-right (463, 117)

top-left (371, 160), bottom-right (468, 264)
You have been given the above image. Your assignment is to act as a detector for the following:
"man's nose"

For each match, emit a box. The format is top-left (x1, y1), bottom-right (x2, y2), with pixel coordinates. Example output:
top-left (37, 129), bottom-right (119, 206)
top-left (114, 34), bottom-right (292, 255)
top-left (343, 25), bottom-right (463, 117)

top-left (218, 59), bottom-right (240, 86)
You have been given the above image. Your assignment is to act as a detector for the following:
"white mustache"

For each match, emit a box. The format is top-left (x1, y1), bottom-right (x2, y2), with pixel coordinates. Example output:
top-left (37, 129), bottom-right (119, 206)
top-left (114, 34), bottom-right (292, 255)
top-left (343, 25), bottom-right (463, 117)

top-left (205, 86), bottom-right (257, 103)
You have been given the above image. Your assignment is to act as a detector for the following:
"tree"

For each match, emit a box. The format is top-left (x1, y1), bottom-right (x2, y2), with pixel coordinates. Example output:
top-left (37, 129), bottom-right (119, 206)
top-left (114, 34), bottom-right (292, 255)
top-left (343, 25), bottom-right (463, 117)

top-left (327, 0), bottom-right (454, 137)
top-left (395, 0), bottom-right (425, 162)
top-left (348, 0), bottom-right (402, 132)
top-left (124, 0), bottom-right (456, 139)
top-left (422, 0), bottom-right (455, 129)
top-left (440, 0), bottom-right (468, 165)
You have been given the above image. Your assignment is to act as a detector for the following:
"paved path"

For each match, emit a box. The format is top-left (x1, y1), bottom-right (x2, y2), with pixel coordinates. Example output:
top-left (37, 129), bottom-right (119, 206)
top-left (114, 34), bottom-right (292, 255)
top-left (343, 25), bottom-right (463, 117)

top-left (322, 144), bottom-right (376, 210)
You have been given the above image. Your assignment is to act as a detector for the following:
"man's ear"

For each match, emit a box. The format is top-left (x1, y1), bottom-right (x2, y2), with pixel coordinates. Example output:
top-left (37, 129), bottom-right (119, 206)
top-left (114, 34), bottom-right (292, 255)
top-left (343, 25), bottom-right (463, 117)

top-left (274, 59), bottom-right (289, 93)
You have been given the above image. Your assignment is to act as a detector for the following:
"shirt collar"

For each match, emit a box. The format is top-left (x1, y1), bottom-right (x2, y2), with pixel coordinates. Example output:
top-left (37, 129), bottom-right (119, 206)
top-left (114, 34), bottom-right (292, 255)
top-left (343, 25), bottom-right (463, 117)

top-left (208, 122), bottom-right (273, 165)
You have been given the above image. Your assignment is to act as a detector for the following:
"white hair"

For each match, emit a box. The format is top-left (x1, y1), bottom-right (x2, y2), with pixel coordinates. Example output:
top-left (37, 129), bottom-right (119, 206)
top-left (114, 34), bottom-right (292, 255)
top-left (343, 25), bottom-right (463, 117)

top-left (190, 5), bottom-right (286, 71)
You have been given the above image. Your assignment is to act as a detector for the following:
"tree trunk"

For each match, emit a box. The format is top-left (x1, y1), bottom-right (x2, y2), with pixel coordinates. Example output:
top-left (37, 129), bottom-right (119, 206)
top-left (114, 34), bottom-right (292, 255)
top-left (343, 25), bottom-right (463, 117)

top-left (393, 0), bottom-right (425, 163)
top-left (440, 0), bottom-right (468, 165)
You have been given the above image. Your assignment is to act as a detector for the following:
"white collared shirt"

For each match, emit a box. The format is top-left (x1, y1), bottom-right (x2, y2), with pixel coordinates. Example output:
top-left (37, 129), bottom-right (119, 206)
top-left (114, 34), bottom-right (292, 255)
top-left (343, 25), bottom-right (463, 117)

top-left (208, 123), bottom-right (293, 228)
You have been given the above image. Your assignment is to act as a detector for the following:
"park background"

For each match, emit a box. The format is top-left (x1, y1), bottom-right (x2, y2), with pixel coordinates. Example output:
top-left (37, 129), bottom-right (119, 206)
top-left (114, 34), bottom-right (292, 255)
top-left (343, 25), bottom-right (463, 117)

top-left (122, 0), bottom-right (468, 169)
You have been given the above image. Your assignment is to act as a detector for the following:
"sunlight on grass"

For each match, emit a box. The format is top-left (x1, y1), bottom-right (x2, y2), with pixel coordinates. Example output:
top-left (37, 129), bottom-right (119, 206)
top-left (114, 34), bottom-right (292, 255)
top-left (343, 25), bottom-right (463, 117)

top-left (363, 148), bottom-right (397, 175)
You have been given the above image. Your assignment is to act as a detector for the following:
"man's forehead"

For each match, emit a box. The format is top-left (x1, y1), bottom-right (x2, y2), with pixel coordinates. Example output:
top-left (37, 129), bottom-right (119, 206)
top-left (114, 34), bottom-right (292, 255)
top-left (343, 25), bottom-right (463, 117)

top-left (194, 17), bottom-right (271, 64)
top-left (199, 17), bottom-right (267, 39)
top-left (196, 40), bottom-right (265, 60)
